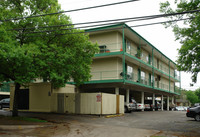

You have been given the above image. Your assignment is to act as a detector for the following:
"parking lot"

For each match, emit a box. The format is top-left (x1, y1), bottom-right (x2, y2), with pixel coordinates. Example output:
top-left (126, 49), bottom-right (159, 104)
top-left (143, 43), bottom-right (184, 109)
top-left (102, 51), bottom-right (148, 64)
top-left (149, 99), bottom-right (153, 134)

top-left (0, 110), bottom-right (200, 137)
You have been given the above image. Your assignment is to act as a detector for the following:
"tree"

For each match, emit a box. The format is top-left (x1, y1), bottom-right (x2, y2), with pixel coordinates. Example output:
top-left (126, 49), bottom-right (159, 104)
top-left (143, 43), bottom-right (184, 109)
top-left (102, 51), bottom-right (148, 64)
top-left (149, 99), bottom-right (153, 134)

top-left (160, 0), bottom-right (200, 83)
top-left (0, 0), bottom-right (98, 116)
top-left (185, 91), bottom-right (199, 105)
top-left (194, 88), bottom-right (200, 102)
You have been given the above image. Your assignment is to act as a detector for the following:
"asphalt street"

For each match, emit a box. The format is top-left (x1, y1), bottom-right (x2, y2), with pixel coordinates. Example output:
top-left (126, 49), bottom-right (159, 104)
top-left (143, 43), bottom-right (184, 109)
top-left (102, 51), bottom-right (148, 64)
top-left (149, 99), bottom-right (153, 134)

top-left (0, 110), bottom-right (200, 137)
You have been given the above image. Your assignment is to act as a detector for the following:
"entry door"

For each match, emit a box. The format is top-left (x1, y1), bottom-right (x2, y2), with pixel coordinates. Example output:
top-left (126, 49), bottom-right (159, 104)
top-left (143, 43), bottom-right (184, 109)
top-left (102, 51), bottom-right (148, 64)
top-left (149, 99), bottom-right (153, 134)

top-left (57, 94), bottom-right (64, 113)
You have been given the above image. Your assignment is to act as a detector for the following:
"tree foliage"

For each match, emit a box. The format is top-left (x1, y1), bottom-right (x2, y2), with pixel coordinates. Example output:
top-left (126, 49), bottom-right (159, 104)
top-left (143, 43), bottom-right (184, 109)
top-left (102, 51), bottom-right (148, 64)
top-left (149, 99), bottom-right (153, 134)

top-left (0, 0), bottom-right (98, 116)
top-left (160, 0), bottom-right (200, 83)
top-left (185, 91), bottom-right (198, 105)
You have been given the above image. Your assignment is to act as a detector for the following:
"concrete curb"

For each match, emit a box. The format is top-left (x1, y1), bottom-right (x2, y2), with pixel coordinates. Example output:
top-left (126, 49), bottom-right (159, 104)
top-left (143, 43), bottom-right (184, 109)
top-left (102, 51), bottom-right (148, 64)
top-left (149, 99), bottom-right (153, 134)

top-left (105, 114), bottom-right (124, 118)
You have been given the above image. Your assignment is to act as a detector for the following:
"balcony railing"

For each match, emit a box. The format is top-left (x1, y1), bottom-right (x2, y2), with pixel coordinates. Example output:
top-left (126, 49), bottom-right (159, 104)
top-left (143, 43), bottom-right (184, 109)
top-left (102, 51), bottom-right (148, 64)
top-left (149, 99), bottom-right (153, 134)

top-left (97, 42), bottom-right (122, 54)
top-left (90, 70), bottom-right (179, 94)
top-left (90, 70), bottom-right (122, 81)
top-left (96, 42), bottom-right (180, 82)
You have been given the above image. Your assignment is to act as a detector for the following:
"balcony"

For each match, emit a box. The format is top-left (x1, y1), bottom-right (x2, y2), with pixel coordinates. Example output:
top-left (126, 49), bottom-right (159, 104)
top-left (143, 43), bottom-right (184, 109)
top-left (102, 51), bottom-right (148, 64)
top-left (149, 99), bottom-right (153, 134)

top-left (94, 42), bottom-right (180, 83)
top-left (97, 42), bottom-right (122, 54)
top-left (90, 70), bottom-right (122, 81)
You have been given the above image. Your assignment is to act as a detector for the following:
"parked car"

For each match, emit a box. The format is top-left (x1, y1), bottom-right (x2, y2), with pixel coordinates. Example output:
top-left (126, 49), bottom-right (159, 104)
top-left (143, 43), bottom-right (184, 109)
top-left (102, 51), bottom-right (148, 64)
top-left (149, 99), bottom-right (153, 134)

top-left (144, 100), bottom-right (159, 111)
top-left (194, 103), bottom-right (200, 107)
top-left (186, 106), bottom-right (200, 121)
top-left (163, 102), bottom-right (175, 110)
top-left (175, 106), bottom-right (185, 111)
top-left (136, 103), bottom-right (145, 111)
top-left (124, 98), bottom-right (137, 113)
top-left (0, 98), bottom-right (10, 109)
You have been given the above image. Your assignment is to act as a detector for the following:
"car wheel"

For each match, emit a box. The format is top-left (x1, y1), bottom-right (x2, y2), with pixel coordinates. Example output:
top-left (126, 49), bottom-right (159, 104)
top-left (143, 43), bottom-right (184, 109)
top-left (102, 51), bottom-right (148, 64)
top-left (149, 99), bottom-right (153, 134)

top-left (194, 114), bottom-right (200, 121)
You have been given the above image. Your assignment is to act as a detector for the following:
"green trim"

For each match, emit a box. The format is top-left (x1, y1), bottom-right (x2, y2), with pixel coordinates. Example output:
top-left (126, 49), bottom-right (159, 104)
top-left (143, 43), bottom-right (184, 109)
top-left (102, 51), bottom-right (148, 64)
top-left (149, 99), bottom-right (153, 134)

top-left (94, 51), bottom-right (180, 83)
top-left (86, 23), bottom-right (176, 66)
top-left (123, 24), bottom-right (176, 66)
top-left (124, 53), bottom-right (152, 68)
top-left (169, 61), bottom-right (171, 92)
top-left (125, 80), bottom-right (178, 95)
top-left (94, 51), bottom-right (123, 57)
top-left (85, 23), bottom-right (123, 33)
top-left (152, 48), bottom-right (154, 88)
top-left (125, 80), bottom-right (152, 89)
top-left (138, 68), bottom-right (141, 83)
top-left (84, 79), bottom-right (124, 84)
top-left (122, 25), bottom-right (126, 83)
top-left (149, 73), bottom-right (151, 86)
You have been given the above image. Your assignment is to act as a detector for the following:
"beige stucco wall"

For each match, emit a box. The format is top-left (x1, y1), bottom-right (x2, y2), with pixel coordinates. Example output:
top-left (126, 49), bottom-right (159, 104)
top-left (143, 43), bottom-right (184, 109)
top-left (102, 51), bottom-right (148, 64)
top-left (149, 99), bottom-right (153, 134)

top-left (79, 93), bottom-right (124, 115)
top-left (102, 93), bottom-right (116, 114)
top-left (170, 67), bottom-right (175, 77)
top-left (91, 58), bottom-right (122, 80)
top-left (64, 93), bottom-right (75, 113)
top-left (170, 81), bottom-right (175, 92)
top-left (80, 93), bottom-right (101, 114)
top-left (89, 31), bottom-right (121, 52)
top-left (154, 57), bottom-right (158, 68)
top-left (119, 95), bottom-right (124, 113)
top-left (10, 83), bottom-right (75, 113)
top-left (53, 84), bottom-right (75, 94)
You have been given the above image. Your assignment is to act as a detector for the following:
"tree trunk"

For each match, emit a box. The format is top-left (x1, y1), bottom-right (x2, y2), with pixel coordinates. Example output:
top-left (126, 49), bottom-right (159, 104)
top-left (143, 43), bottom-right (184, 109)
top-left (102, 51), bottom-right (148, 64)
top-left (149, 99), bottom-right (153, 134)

top-left (12, 83), bottom-right (20, 117)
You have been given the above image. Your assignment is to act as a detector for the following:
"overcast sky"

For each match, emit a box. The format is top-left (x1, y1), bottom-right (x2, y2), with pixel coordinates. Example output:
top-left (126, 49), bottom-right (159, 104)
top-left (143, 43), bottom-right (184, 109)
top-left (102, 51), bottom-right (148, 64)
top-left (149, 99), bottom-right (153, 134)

top-left (58, 0), bottom-right (200, 91)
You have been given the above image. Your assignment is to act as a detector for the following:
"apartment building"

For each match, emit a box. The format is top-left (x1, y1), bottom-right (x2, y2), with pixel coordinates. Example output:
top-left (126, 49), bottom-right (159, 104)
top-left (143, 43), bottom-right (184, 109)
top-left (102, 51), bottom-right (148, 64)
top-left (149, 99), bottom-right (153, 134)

top-left (79, 23), bottom-right (180, 111)
top-left (8, 23), bottom-right (180, 114)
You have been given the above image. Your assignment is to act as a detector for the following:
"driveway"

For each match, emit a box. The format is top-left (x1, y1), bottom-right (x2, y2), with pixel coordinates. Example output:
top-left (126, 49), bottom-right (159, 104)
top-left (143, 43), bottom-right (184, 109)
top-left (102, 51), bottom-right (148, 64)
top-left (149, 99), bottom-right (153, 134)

top-left (0, 110), bottom-right (200, 137)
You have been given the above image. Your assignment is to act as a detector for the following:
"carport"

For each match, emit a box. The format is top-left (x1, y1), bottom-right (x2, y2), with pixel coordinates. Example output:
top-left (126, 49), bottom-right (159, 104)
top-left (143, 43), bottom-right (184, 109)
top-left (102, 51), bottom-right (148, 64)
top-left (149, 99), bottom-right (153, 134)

top-left (80, 82), bottom-right (177, 111)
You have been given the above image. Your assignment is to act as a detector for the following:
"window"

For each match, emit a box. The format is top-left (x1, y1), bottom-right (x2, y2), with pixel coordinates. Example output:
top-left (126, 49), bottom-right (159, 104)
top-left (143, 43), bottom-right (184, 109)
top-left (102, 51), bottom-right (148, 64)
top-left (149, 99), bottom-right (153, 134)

top-left (141, 71), bottom-right (147, 85)
top-left (141, 71), bottom-right (145, 80)
top-left (127, 41), bottom-right (131, 50)
top-left (146, 55), bottom-right (149, 62)
top-left (126, 39), bottom-right (131, 52)
top-left (127, 66), bottom-right (133, 80)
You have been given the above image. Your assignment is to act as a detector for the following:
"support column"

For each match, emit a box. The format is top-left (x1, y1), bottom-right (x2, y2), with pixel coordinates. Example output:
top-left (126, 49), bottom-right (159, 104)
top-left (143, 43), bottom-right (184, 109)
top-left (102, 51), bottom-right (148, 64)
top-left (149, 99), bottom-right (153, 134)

top-left (171, 96), bottom-right (174, 111)
top-left (126, 89), bottom-right (130, 103)
top-left (153, 93), bottom-right (155, 111)
top-left (172, 96), bottom-right (174, 104)
top-left (115, 87), bottom-right (119, 95)
top-left (141, 92), bottom-right (144, 111)
top-left (167, 96), bottom-right (169, 111)
top-left (161, 95), bottom-right (164, 111)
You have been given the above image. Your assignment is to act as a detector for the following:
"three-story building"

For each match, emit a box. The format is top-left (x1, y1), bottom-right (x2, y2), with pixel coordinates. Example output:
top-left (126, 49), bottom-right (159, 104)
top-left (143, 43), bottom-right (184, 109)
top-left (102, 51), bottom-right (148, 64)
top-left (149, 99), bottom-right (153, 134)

top-left (79, 23), bottom-right (180, 111)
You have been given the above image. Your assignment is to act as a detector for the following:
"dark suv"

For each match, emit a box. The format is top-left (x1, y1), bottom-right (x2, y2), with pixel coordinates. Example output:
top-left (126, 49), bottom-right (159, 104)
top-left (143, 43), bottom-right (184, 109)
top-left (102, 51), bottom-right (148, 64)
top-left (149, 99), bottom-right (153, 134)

top-left (186, 106), bottom-right (200, 121)
top-left (0, 98), bottom-right (10, 109)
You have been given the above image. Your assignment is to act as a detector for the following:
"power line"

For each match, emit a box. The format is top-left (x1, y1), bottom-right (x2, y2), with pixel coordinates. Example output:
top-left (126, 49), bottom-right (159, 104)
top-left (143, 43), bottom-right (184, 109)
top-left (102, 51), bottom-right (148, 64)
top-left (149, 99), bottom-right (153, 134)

top-left (1, 0), bottom-right (139, 22)
top-left (23, 17), bottom-right (192, 35)
top-left (131, 17), bottom-right (192, 28)
top-left (24, 17), bottom-right (191, 37)
top-left (9, 9), bottom-right (200, 31)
